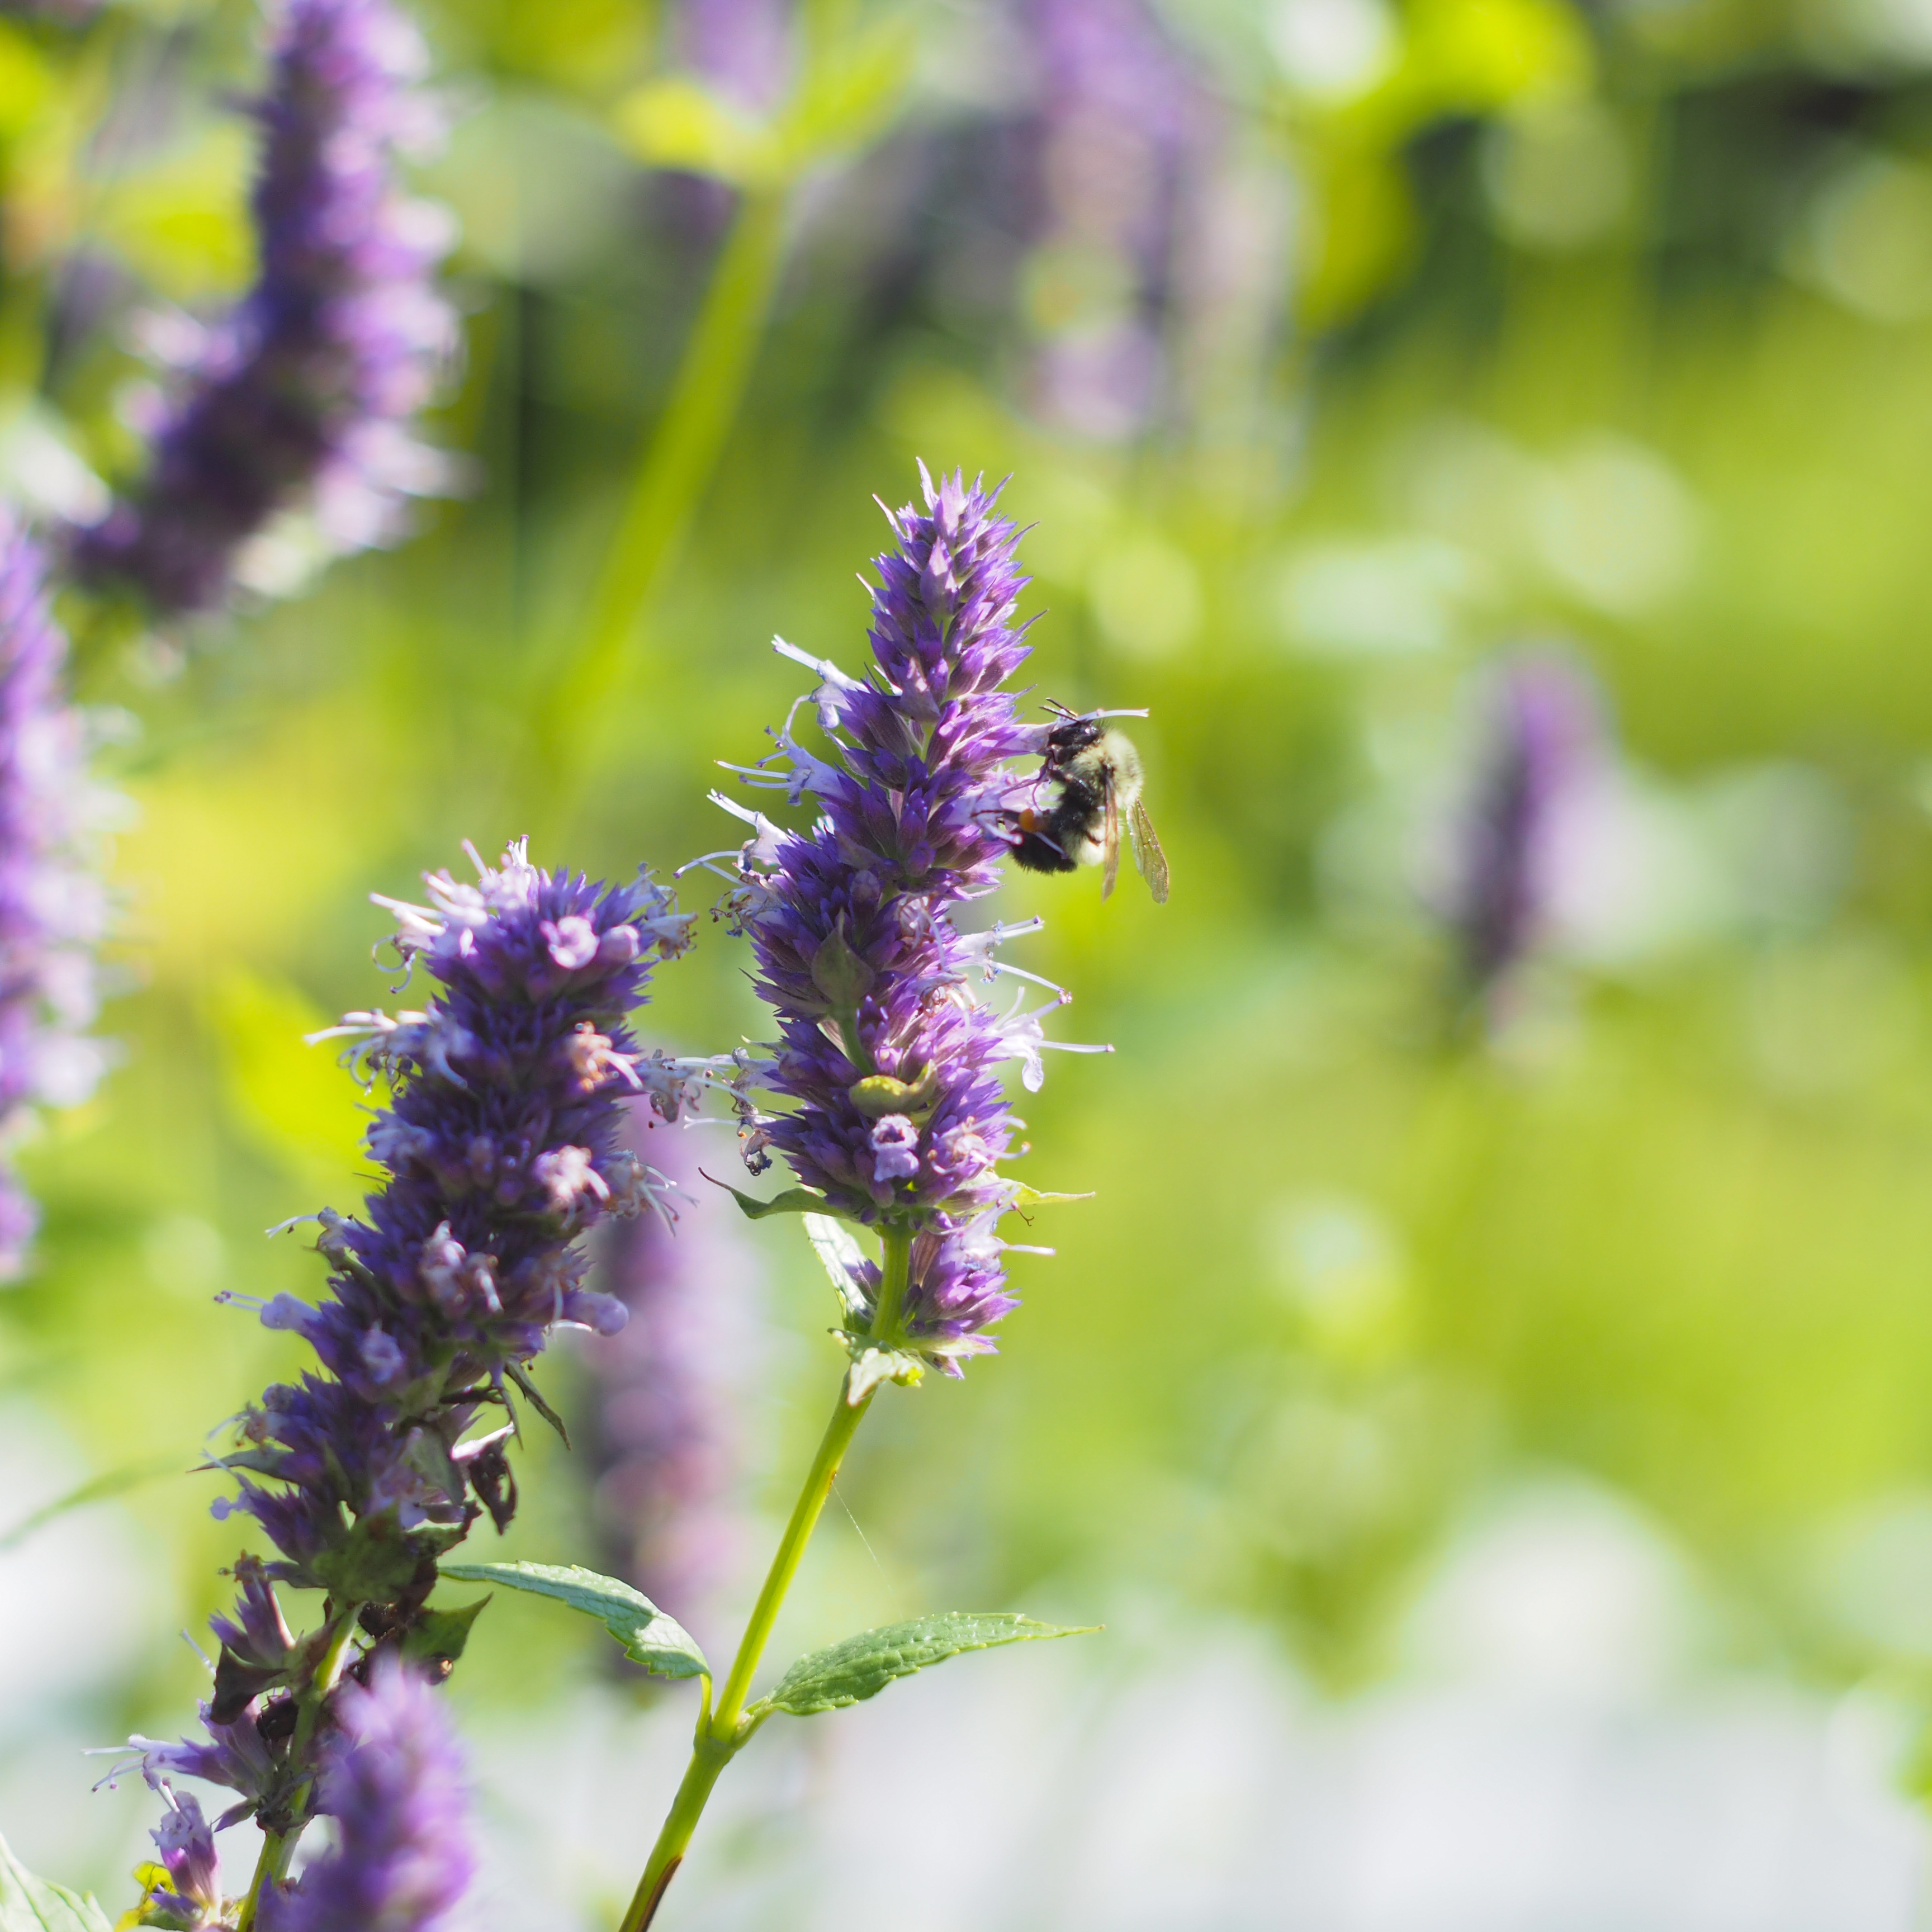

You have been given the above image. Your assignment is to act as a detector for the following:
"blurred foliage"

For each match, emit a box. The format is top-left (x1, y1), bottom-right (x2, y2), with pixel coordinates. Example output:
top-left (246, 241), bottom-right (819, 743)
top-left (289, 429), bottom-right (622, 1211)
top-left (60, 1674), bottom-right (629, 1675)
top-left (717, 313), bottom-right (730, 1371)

top-left (19, 0), bottom-right (1932, 1897)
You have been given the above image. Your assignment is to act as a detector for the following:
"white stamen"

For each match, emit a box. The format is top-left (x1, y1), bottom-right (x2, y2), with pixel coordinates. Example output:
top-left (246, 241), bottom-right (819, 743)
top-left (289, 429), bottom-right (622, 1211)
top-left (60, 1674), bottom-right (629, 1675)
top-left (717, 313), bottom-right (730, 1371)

top-left (773, 635), bottom-right (864, 691)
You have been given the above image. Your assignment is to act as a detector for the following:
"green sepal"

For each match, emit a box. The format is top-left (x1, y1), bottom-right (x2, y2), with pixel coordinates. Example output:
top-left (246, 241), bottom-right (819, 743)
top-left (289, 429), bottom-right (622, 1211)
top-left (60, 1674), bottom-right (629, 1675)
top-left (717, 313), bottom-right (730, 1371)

top-left (757, 1612), bottom-right (1098, 1717)
top-left (809, 920), bottom-right (875, 1006)
top-left (0, 1831), bottom-right (111, 1932)
top-left (505, 1360), bottom-right (570, 1447)
top-left (312, 1517), bottom-right (466, 1603)
top-left (198, 1448), bottom-right (288, 1481)
top-left (210, 1644), bottom-right (289, 1727)
top-left (833, 1336), bottom-right (925, 1404)
top-left (848, 1066), bottom-right (939, 1121)
top-left (401, 1596), bottom-right (489, 1671)
top-left (437, 1561), bottom-right (708, 1680)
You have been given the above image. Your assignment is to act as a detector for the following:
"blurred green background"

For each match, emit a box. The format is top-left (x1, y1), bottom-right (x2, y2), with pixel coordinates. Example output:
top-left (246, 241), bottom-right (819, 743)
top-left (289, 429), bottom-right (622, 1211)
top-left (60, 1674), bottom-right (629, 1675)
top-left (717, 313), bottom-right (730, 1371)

top-left (14, 0), bottom-right (1932, 1920)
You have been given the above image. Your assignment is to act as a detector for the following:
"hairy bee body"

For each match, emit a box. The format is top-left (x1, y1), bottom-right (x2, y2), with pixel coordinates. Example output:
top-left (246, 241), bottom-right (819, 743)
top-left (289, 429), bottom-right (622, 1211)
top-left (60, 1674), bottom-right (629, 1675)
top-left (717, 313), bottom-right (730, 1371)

top-left (1010, 715), bottom-right (1167, 902)
top-left (1011, 721), bottom-right (1141, 873)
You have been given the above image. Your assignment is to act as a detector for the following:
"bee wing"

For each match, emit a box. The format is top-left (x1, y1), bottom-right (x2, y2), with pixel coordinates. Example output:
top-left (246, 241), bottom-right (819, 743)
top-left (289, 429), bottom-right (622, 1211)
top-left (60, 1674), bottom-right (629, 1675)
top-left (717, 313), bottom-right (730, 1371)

top-left (1129, 797), bottom-right (1169, 904)
top-left (1101, 772), bottom-right (1121, 900)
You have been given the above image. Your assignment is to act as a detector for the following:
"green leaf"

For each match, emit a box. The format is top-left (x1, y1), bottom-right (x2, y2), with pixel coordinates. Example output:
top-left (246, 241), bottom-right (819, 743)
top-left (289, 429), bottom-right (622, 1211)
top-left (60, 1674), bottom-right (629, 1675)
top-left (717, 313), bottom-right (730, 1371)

top-left (763, 1612), bottom-right (1098, 1717)
top-left (314, 1513), bottom-right (463, 1602)
top-left (437, 1561), bottom-right (708, 1680)
top-left (803, 1212), bottom-right (870, 1319)
top-left (0, 1454), bottom-right (183, 1554)
top-left (0, 1832), bottom-right (112, 1932)
top-left (721, 1182), bottom-right (858, 1222)
top-left (1009, 1185), bottom-right (1096, 1210)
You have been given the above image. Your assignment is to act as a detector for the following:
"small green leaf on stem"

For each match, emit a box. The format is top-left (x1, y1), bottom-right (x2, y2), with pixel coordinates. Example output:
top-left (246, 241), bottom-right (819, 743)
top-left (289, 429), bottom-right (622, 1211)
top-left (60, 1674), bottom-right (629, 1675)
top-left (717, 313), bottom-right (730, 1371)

top-left (1010, 1186), bottom-right (1097, 1209)
top-left (761, 1612), bottom-right (1098, 1717)
top-left (718, 1181), bottom-right (855, 1222)
top-left (0, 1832), bottom-right (112, 1932)
top-left (437, 1562), bottom-right (708, 1680)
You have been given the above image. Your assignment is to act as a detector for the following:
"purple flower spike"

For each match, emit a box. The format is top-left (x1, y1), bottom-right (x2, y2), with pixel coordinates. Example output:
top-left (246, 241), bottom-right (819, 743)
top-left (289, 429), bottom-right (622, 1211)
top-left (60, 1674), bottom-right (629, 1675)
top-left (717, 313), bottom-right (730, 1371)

top-left (73, 0), bottom-right (457, 615)
top-left (117, 841), bottom-right (700, 1867)
top-left (266, 1656), bottom-right (472, 1932)
top-left (1014, 0), bottom-right (1217, 441)
top-left (708, 467), bottom-right (1116, 1376)
top-left (1440, 650), bottom-right (1606, 1009)
top-left (0, 514), bottom-right (113, 1278)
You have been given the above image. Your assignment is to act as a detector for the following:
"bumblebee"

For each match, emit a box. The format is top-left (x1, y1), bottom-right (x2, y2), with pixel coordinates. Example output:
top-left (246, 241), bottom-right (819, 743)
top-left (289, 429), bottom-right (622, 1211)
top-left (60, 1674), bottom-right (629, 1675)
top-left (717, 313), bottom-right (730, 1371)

top-left (1008, 704), bottom-right (1170, 903)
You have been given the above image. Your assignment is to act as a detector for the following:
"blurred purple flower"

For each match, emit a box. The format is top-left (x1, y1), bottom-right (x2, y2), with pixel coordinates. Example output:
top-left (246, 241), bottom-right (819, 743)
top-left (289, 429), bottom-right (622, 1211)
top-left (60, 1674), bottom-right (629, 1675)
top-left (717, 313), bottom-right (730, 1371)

top-left (119, 842), bottom-right (699, 1857)
top-left (1438, 650), bottom-right (1607, 1010)
top-left (677, 0), bottom-right (793, 111)
top-left (0, 515), bottom-right (113, 1279)
top-left (584, 1110), bottom-right (761, 1636)
top-left (709, 466), bottom-right (1110, 1374)
top-left (1012, 0), bottom-right (1219, 439)
top-left (264, 1656), bottom-right (472, 1932)
top-left (72, 0), bottom-right (457, 615)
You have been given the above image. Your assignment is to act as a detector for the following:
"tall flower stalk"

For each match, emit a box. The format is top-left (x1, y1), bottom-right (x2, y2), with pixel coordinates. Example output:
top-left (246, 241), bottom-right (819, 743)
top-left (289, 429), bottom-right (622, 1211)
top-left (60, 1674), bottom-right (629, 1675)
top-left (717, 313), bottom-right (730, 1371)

top-left (110, 842), bottom-right (695, 1929)
top-left (617, 467), bottom-right (1115, 1930)
top-left (73, 0), bottom-right (457, 616)
top-left (0, 513), bottom-right (113, 1280)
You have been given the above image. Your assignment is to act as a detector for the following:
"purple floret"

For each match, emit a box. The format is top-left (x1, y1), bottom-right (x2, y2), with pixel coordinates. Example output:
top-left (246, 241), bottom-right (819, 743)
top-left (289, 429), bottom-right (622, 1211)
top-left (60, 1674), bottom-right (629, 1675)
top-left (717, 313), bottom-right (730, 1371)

top-left (264, 1656), bottom-right (472, 1932)
top-left (73, 0), bottom-right (456, 614)
top-left (710, 467), bottom-right (1112, 1374)
top-left (131, 1784), bottom-right (228, 1931)
top-left (0, 514), bottom-right (112, 1278)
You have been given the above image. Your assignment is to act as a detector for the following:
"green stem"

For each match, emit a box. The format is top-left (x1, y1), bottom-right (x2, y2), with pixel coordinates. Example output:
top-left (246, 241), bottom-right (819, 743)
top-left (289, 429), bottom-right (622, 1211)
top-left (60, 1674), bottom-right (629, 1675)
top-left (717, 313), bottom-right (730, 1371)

top-left (233, 1606), bottom-right (362, 1932)
top-left (527, 185), bottom-right (790, 828)
top-left (867, 1221), bottom-right (912, 1349)
top-left (617, 1228), bottom-right (912, 1931)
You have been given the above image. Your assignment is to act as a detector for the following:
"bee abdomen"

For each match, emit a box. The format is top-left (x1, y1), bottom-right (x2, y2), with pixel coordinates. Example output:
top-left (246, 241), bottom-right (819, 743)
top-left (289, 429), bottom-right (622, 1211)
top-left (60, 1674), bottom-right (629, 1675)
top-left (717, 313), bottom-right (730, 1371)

top-left (1011, 827), bottom-right (1079, 874)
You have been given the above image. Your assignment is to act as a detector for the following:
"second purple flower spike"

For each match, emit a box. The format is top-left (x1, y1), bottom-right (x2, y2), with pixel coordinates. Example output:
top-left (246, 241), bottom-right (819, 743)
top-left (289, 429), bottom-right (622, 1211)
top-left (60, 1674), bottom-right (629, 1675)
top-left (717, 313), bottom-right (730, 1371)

top-left (708, 465), bottom-right (1116, 1382)
top-left (73, 0), bottom-right (457, 617)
